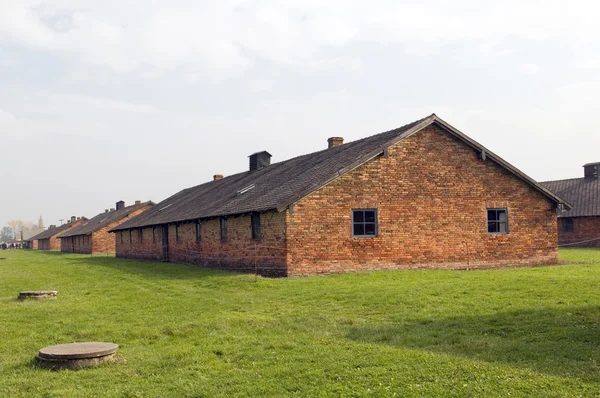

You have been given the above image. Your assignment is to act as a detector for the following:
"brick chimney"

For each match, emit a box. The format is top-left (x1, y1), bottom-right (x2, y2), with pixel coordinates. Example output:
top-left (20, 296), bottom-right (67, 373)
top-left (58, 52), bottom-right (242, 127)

top-left (71, 216), bottom-right (76, 223)
top-left (214, 174), bottom-right (224, 181)
top-left (327, 137), bottom-right (344, 148)
top-left (135, 200), bottom-right (141, 205)
top-left (116, 200), bottom-right (125, 210)
top-left (584, 162), bottom-right (599, 179)
top-left (249, 151), bottom-right (272, 171)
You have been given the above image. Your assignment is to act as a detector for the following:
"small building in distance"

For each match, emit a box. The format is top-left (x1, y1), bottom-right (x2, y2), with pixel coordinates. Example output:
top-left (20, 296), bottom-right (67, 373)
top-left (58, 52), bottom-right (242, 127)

top-left (541, 162), bottom-right (600, 247)
top-left (59, 201), bottom-right (154, 254)
top-left (111, 114), bottom-right (569, 276)
top-left (29, 216), bottom-right (87, 250)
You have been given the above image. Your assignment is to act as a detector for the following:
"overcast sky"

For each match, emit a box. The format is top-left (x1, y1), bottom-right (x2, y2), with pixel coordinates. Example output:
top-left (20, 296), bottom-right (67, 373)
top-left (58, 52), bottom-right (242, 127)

top-left (1, 1), bottom-right (599, 228)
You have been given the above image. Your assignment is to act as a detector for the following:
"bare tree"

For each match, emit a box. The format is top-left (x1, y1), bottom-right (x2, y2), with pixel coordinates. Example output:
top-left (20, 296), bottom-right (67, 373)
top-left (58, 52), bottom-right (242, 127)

top-left (7, 220), bottom-right (23, 240)
top-left (0, 226), bottom-right (15, 242)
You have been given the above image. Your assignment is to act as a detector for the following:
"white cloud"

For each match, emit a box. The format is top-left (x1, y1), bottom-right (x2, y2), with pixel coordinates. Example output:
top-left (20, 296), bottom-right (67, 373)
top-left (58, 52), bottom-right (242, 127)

top-left (2, 1), bottom-right (600, 78)
top-left (521, 63), bottom-right (539, 75)
top-left (0, 108), bottom-right (25, 138)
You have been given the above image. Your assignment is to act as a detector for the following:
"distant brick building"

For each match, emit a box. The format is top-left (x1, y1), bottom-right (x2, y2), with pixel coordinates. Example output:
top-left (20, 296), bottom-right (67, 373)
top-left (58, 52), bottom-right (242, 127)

top-left (542, 162), bottom-right (600, 247)
top-left (112, 114), bottom-right (569, 276)
top-left (29, 216), bottom-right (87, 250)
top-left (60, 201), bottom-right (153, 254)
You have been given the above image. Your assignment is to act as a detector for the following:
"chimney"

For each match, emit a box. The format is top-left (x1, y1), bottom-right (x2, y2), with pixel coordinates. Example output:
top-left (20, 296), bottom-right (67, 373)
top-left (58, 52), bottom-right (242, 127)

top-left (71, 216), bottom-right (76, 223)
top-left (584, 162), bottom-right (599, 180)
top-left (49, 225), bottom-right (55, 229)
top-left (249, 151), bottom-right (272, 171)
top-left (213, 174), bottom-right (224, 181)
top-left (110, 208), bottom-right (115, 212)
top-left (135, 200), bottom-right (141, 205)
top-left (105, 209), bottom-right (109, 213)
top-left (327, 137), bottom-right (344, 148)
top-left (116, 200), bottom-right (125, 210)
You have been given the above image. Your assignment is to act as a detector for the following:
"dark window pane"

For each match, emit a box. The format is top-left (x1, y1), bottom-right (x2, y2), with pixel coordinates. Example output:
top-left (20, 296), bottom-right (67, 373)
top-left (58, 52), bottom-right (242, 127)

top-left (365, 223), bottom-right (376, 235)
top-left (353, 211), bottom-right (364, 222)
top-left (365, 211), bottom-right (376, 222)
top-left (354, 224), bottom-right (365, 236)
top-left (488, 222), bottom-right (497, 233)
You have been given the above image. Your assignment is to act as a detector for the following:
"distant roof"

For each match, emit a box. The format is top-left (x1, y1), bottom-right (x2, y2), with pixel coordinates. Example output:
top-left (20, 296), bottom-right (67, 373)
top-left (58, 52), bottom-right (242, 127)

top-left (60, 201), bottom-right (154, 237)
top-left (112, 114), bottom-right (570, 232)
top-left (29, 219), bottom-right (88, 241)
top-left (541, 178), bottom-right (600, 217)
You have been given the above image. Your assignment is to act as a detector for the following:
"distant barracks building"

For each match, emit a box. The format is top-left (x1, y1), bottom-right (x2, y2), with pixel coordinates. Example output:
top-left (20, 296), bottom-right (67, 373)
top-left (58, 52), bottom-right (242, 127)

top-left (60, 201), bottom-right (153, 254)
top-left (542, 162), bottom-right (600, 247)
top-left (112, 114), bottom-right (570, 276)
top-left (29, 216), bottom-right (87, 251)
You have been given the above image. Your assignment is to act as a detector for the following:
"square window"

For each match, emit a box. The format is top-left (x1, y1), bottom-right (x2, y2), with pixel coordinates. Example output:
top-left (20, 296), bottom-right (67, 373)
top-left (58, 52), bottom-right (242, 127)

top-left (562, 218), bottom-right (574, 233)
top-left (352, 209), bottom-right (378, 237)
top-left (487, 208), bottom-right (508, 234)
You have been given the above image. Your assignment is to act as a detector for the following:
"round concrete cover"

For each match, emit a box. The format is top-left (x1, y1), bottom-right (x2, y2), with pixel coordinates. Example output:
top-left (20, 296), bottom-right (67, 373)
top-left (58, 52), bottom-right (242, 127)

top-left (38, 342), bottom-right (118, 360)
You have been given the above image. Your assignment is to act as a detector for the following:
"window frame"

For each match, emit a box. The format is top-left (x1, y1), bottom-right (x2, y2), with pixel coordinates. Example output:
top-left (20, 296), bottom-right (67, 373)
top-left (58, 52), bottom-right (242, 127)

top-left (152, 226), bottom-right (156, 244)
top-left (352, 209), bottom-right (378, 238)
top-left (251, 212), bottom-right (261, 240)
top-left (562, 218), bottom-right (574, 233)
top-left (175, 223), bottom-right (181, 244)
top-left (220, 217), bottom-right (228, 242)
top-left (139, 228), bottom-right (143, 243)
top-left (487, 208), bottom-right (509, 234)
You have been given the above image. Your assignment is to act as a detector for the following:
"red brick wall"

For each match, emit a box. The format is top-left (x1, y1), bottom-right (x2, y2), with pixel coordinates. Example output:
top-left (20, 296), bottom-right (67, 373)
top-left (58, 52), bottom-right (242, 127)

top-left (115, 226), bottom-right (163, 260)
top-left (558, 217), bottom-right (600, 247)
top-left (286, 124), bottom-right (559, 276)
top-left (31, 240), bottom-right (38, 250)
top-left (117, 211), bottom-right (288, 275)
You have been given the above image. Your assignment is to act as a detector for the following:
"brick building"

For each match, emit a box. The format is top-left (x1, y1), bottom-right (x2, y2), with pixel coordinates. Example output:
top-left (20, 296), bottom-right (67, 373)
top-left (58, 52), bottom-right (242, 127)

top-left (29, 216), bottom-right (87, 250)
top-left (112, 114), bottom-right (569, 276)
top-left (541, 162), bottom-right (600, 247)
top-left (60, 201), bottom-right (153, 254)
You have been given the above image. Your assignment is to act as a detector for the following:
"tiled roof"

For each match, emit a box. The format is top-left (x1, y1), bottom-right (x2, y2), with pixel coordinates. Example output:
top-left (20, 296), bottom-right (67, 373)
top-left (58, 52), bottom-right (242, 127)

top-left (29, 219), bottom-right (88, 241)
top-left (541, 178), bottom-right (600, 217)
top-left (112, 114), bottom-right (569, 231)
top-left (60, 202), bottom-right (153, 237)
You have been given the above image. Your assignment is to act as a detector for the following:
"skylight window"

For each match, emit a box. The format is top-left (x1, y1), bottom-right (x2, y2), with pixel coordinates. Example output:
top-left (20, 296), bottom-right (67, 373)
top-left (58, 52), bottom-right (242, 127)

top-left (159, 203), bottom-right (173, 212)
top-left (236, 184), bottom-right (256, 195)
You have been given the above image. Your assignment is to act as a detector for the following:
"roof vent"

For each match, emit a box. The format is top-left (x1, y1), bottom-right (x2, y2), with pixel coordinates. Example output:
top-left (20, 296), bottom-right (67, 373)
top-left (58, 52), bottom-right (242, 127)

top-left (584, 162), bottom-right (599, 179)
top-left (105, 209), bottom-right (109, 213)
top-left (110, 208), bottom-right (116, 212)
top-left (135, 200), bottom-right (141, 205)
top-left (214, 174), bottom-right (224, 181)
top-left (116, 200), bottom-right (125, 210)
top-left (249, 151), bottom-right (272, 171)
top-left (327, 137), bottom-right (344, 148)
top-left (71, 216), bottom-right (76, 223)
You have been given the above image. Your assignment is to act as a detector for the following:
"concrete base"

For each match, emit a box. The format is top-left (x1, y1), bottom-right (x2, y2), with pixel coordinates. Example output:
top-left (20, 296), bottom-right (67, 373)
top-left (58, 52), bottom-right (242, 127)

top-left (18, 291), bottom-right (58, 300)
top-left (36, 342), bottom-right (119, 370)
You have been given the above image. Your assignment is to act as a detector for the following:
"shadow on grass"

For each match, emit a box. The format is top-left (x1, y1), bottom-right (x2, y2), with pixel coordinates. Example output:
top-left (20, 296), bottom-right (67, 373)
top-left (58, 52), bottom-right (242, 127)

top-left (66, 255), bottom-right (244, 281)
top-left (348, 306), bottom-right (600, 380)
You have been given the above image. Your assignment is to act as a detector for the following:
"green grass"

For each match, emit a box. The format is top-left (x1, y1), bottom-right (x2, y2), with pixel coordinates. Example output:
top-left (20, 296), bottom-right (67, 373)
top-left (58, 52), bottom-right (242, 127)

top-left (1, 249), bottom-right (600, 397)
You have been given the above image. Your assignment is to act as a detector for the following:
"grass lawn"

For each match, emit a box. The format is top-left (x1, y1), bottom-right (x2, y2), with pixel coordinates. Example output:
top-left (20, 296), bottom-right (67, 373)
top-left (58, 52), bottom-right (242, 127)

top-left (1, 249), bottom-right (600, 397)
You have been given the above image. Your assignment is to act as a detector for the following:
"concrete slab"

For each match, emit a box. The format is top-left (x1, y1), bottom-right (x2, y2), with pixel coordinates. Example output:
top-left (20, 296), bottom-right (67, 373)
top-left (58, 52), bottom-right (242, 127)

top-left (18, 291), bottom-right (58, 300)
top-left (36, 342), bottom-right (119, 370)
